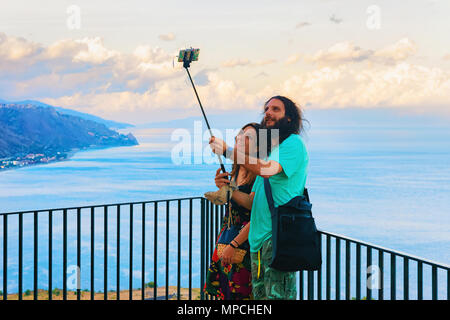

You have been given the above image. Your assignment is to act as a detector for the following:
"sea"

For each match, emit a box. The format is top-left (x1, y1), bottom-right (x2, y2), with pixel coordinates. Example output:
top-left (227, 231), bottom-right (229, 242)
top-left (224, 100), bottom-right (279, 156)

top-left (0, 116), bottom-right (449, 299)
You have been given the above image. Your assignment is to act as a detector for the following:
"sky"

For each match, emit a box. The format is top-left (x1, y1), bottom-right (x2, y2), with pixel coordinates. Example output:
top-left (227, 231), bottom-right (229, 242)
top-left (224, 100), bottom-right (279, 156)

top-left (0, 0), bottom-right (449, 124)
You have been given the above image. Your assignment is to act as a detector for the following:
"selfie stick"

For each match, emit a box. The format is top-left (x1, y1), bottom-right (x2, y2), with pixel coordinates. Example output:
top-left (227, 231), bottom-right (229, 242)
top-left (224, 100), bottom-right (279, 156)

top-left (181, 50), bottom-right (227, 174)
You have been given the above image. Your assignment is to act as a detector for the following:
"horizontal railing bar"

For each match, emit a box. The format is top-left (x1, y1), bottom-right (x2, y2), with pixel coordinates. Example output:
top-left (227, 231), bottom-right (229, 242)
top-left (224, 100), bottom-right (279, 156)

top-left (0, 196), bottom-right (204, 216)
top-left (319, 230), bottom-right (450, 270)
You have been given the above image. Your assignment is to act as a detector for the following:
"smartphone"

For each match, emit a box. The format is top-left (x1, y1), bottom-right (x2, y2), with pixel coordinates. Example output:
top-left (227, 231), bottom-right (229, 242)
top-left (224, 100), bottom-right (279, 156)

top-left (178, 48), bottom-right (200, 62)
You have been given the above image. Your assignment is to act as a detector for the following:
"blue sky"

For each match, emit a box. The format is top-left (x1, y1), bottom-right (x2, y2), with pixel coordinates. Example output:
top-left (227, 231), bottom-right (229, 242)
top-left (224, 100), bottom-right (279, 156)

top-left (0, 0), bottom-right (449, 124)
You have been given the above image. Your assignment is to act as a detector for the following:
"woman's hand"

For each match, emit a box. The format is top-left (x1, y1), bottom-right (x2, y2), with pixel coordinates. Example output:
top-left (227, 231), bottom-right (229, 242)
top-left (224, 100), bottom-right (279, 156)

top-left (209, 136), bottom-right (227, 156)
top-left (215, 168), bottom-right (230, 188)
top-left (221, 244), bottom-right (235, 266)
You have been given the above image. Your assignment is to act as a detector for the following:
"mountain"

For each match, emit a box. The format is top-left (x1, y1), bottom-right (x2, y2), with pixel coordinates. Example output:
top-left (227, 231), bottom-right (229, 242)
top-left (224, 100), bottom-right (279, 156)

top-left (0, 103), bottom-right (138, 159)
top-left (0, 99), bottom-right (134, 129)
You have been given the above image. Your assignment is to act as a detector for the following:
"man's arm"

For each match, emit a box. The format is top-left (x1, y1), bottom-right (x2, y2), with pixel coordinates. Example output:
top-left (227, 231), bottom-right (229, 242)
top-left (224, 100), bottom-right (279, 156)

top-left (209, 136), bottom-right (283, 178)
top-left (232, 148), bottom-right (282, 179)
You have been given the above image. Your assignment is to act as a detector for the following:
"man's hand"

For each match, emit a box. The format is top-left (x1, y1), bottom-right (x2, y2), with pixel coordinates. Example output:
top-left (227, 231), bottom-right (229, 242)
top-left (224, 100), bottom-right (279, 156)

top-left (215, 168), bottom-right (230, 188)
top-left (209, 136), bottom-right (227, 156)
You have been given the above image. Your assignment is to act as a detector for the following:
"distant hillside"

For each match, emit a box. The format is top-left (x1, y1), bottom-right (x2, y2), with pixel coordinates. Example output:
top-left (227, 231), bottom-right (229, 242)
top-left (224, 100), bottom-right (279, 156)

top-left (0, 99), bottom-right (134, 129)
top-left (0, 103), bottom-right (138, 159)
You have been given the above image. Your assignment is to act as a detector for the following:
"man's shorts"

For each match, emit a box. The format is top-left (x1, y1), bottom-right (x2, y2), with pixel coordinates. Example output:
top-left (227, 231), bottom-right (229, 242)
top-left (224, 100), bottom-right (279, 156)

top-left (250, 237), bottom-right (297, 300)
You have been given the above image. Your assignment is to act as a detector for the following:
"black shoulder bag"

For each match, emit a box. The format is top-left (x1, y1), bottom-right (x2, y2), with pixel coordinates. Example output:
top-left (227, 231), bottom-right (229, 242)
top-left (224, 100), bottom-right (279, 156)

top-left (263, 178), bottom-right (322, 271)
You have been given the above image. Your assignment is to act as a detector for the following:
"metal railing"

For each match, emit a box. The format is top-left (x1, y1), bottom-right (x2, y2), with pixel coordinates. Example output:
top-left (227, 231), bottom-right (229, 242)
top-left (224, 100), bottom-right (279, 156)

top-left (1, 197), bottom-right (449, 300)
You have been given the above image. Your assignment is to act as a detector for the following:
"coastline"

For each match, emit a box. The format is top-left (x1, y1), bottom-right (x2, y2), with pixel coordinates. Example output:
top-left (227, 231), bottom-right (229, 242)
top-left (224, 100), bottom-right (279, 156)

top-left (0, 144), bottom-right (137, 173)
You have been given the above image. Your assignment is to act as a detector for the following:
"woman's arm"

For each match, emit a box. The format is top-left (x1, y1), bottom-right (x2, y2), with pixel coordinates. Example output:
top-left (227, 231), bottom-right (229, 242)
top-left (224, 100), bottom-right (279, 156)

top-left (221, 222), bottom-right (251, 265)
top-left (231, 190), bottom-right (254, 211)
top-left (233, 222), bottom-right (250, 246)
top-left (214, 168), bottom-right (255, 210)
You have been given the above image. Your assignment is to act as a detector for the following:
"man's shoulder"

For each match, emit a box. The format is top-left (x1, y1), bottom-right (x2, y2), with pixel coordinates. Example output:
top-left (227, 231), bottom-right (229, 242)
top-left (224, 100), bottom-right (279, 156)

top-left (280, 134), bottom-right (305, 149)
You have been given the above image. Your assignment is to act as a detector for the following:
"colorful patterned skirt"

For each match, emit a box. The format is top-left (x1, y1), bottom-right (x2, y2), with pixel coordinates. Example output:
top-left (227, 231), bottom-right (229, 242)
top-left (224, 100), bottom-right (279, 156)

top-left (203, 227), bottom-right (253, 300)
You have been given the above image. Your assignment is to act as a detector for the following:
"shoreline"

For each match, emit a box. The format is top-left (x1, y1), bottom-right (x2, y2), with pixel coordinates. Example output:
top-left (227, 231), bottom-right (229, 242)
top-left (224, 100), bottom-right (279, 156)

top-left (0, 144), bottom-right (137, 173)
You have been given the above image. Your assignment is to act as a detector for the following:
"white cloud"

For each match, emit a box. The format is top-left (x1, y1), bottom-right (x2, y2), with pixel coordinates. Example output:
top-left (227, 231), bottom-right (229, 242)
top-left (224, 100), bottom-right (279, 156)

top-left (285, 54), bottom-right (302, 65)
top-left (158, 32), bottom-right (176, 41)
top-left (221, 58), bottom-right (251, 68)
top-left (42, 70), bottom-right (261, 124)
top-left (306, 38), bottom-right (418, 66)
top-left (372, 38), bottom-right (418, 65)
top-left (0, 33), bottom-right (176, 99)
top-left (222, 58), bottom-right (276, 68)
top-left (0, 32), bottom-right (40, 61)
top-left (72, 37), bottom-right (118, 64)
top-left (306, 42), bottom-right (373, 66)
top-left (253, 59), bottom-right (276, 66)
top-left (275, 62), bottom-right (450, 109)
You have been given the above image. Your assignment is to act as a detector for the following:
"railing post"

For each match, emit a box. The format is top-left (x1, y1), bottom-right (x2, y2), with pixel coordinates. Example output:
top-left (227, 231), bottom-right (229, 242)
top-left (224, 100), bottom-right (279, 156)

top-left (142, 202), bottom-right (146, 300)
top-left (90, 207), bottom-right (95, 300)
top-left (177, 200), bottom-right (181, 300)
top-left (165, 201), bottom-right (169, 300)
top-left (34, 211), bottom-right (38, 300)
top-left (299, 271), bottom-right (304, 300)
top-left (447, 270), bottom-right (449, 301)
top-left (317, 234), bottom-right (322, 300)
top-left (417, 261), bottom-right (423, 300)
top-left (48, 210), bottom-right (53, 301)
top-left (403, 257), bottom-right (409, 300)
top-left (3, 215), bottom-right (7, 300)
top-left (204, 199), bottom-right (209, 300)
top-left (77, 208), bottom-right (81, 300)
top-left (432, 266), bottom-right (438, 300)
top-left (336, 238), bottom-right (341, 300)
top-left (18, 213), bottom-right (23, 300)
top-left (154, 202), bottom-right (158, 301)
top-left (188, 199), bottom-right (193, 300)
top-left (307, 271), bottom-right (314, 300)
top-left (104, 205), bottom-right (108, 300)
top-left (356, 243), bottom-right (361, 300)
top-left (200, 198), bottom-right (205, 300)
top-left (117, 205), bottom-right (121, 300)
top-left (345, 241), bottom-right (351, 300)
top-left (366, 247), bottom-right (372, 300)
top-left (130, 203), bottom-right (134, 300)
top-left (378, 250), bottom-right (384, 300)
top-left (63, 209), bottom-right (67, 300)
top-left (326, 234), bottom-right (331, 300)
top-left (391, 253), bottom-right (396, 300)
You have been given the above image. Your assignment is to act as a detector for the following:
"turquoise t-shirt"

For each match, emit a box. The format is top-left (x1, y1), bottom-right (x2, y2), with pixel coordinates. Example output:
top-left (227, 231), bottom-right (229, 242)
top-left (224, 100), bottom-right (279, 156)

top-left (248, 133), bottom-right (309, 253)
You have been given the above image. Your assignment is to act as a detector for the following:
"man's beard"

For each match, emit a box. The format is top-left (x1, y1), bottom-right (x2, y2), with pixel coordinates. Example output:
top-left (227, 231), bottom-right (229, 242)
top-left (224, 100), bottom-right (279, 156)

top-left (260, 116), bottom-right (293, 154)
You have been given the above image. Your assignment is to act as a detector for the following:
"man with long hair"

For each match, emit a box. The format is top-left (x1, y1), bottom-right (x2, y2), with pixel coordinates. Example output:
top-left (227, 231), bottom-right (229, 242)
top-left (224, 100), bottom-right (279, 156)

top-left (210, 95), bottom-right (309, 299)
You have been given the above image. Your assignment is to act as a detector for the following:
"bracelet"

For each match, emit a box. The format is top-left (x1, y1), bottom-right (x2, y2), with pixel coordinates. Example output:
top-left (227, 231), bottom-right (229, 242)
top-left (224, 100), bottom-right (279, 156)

top-left (231, 239), bottom-right (240, 247)
top-left (229, 242), bottom-right (237, 249)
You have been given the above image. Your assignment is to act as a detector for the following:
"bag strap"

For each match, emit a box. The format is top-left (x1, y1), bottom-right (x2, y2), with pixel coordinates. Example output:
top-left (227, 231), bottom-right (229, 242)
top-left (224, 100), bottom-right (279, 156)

top-left (263, 178), bottom-right (310, 215)
top-left (227, 165), bottom-right (240, 228)
top-left (303, 188), bottom-right (310, 203)
top-left (263, 178), bottom-right (276, 217)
